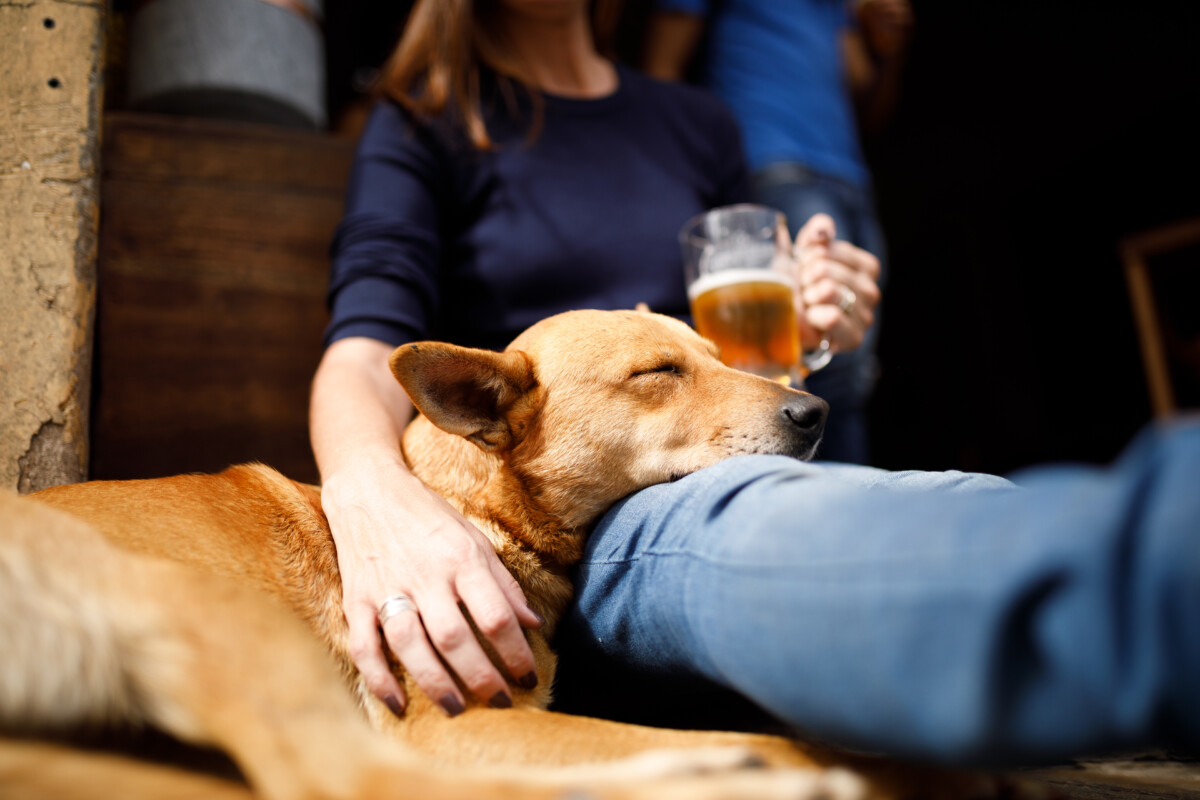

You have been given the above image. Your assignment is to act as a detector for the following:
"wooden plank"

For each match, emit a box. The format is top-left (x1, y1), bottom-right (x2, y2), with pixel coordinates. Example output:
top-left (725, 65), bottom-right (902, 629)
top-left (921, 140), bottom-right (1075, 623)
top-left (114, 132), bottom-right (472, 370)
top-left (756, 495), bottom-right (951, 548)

top-left (101, 110), bottom-right (352, 187)
top-left (1122, 246), bottom-right (1177, 417)
top-left (1123, 216), bottom-right (1200, 259)
top-left (0, 0), bottom-right (105, 492)
top-left (91, 113), bottom-right (355, 484)
top-left (100, 179), bottom-right (338, 288)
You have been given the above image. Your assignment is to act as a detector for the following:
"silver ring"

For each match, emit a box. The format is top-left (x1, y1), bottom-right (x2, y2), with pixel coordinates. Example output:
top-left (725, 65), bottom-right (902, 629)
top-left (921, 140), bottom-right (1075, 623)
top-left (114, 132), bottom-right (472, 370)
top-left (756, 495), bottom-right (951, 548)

top-left (837, 286), bottom-right (857, 316)
top-left (377, 594), bottom-right (419, 626)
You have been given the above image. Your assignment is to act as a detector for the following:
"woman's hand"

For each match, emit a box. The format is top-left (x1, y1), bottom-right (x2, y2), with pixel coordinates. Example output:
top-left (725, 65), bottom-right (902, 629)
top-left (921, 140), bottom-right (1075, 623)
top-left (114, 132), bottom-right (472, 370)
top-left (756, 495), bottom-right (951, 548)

top-left (311, 338), bottom-right (542, 718)
top-left (322, 460), bottom-right (543, 717)
top-left (792, 213), bottom-right (882, 354)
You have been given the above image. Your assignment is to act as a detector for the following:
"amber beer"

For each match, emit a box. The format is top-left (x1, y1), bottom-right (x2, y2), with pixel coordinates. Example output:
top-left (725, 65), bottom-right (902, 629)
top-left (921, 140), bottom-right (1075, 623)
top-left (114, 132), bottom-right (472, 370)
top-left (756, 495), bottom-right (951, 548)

top-left (689, 269), bottom-right (800, 383)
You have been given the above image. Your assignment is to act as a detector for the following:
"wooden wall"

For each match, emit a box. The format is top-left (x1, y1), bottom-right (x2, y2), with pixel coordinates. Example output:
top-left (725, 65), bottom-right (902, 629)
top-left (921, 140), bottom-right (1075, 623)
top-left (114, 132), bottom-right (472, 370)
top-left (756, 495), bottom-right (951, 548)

top-left (91, 113), bottom-right (355, 484)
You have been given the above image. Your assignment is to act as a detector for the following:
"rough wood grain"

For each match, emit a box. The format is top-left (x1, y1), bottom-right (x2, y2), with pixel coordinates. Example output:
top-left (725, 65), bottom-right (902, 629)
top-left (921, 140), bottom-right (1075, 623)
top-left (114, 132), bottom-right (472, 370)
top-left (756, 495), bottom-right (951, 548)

top-left (0, 0), bottom-right (106, 492)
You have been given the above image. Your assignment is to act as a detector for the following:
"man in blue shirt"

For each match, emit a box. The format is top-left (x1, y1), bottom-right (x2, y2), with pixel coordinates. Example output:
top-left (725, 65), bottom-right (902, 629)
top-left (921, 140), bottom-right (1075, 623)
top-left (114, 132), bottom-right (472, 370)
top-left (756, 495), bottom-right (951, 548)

top-left (644, 0), bottom-right (913, 464)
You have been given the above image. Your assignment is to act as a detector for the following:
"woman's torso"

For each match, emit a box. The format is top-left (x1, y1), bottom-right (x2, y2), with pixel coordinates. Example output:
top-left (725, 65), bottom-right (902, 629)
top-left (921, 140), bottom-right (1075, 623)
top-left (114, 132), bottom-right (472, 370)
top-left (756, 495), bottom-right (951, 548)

top-left (326, 64), bottom-right (748, 351)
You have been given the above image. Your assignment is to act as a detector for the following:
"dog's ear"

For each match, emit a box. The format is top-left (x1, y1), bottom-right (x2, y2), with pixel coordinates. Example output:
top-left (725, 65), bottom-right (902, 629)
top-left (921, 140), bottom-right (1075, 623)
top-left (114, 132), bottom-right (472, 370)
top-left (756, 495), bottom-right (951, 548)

top-left (389, 343), bottom-right (538, 452)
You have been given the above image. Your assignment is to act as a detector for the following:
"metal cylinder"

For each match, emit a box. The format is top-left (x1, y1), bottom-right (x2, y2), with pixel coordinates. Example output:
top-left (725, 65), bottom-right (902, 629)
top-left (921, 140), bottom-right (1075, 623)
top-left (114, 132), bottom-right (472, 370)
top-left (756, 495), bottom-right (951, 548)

top-left (126, 0), bottom-right (326, 129)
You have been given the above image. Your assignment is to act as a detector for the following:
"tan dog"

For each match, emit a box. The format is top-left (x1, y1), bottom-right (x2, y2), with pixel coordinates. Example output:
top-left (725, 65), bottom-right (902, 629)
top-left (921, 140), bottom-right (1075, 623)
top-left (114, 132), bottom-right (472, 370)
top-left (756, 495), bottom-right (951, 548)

top-left (1, 489), bottom-right (861, 800)
top-left (14, 309), bottom-right (992, 797)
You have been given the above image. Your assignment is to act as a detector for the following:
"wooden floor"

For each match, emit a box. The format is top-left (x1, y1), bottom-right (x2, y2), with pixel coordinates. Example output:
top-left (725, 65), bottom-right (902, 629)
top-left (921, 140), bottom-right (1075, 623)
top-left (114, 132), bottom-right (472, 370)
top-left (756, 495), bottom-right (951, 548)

top-left (4, 731), bottom-right (1195, 799)
top-left (1025, 752), bottom-right (1200, 800)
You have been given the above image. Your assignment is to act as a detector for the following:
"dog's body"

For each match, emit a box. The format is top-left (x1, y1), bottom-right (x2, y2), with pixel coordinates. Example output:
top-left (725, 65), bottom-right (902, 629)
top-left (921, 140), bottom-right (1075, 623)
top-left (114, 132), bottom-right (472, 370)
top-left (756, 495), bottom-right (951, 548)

top-left (1, 485), bottom-right (852, 800)
top-left (8, 310), bottom-right (991, 798)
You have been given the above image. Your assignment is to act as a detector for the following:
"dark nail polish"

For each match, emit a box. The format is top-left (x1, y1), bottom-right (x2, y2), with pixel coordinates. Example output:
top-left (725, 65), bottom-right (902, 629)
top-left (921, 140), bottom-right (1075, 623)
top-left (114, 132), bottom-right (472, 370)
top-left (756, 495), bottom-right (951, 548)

top-left (529, 607), bottom-right (546, 626)
top-left (517, 670), bottom-right (538, 690)
top-left (488, 691), bottom-right (513, 709)
top-left (439, 694), bottom-right (465, 717)
top-left (383, 694), bottom-right (404, 718)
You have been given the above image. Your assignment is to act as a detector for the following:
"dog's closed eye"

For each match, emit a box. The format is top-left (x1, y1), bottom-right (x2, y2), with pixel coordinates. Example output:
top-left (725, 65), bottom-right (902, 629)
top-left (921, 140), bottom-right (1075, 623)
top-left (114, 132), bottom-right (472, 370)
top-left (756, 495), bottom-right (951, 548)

top-left (629, 363), bottom-right (683, 380)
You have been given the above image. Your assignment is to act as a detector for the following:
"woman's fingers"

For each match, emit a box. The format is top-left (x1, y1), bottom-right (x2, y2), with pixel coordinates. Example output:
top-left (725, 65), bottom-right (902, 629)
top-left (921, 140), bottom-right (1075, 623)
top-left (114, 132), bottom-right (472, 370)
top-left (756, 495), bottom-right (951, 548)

top-left (379, 565), bottom-right (538, 713)
top-left (805, 306), bottom-right (865, 351)
top-left (346, 601), bottom-right (408, 717)
top-left (457, 567), bottom-right (540, 690)
top-left (801, 259), bottom-right (880, 321)
top-left (792, 224), bottom-right (882, 353)
top-left (489, 555), bottom-right (546, 630)
top-left (354, 552), bottom-right (539, 715)
top-left (801, 274), bottom-right (874, 352)
top-left (794, 212), bottom-right (837, 251)
top-left (364, 526), bottom-right (541, 711)
top-left (416, 585), bottom-right (515, 710)
top-left (801, 243), bottom-right (881, 295)
top-left (419, 526), bottom-right (539, 702)
top-left (378, 592), bottom-right (469, 717)
top-left (826, 239), bottom-right (881, 280)
top-left (328, 458), bottom-right (542, 712)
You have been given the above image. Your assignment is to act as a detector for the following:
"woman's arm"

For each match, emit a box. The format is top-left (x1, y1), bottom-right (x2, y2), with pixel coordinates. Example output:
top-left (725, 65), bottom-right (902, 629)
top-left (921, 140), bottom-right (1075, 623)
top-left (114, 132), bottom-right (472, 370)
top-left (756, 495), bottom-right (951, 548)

top-left (842, 0), bottom-right (913, 136)
top-left (310, 337), bottom-right (542, 716)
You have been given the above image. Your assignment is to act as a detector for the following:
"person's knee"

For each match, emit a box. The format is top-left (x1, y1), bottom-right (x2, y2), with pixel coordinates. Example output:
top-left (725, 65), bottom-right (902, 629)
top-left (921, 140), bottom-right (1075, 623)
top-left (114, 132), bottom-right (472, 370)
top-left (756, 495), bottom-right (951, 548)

top-left (588, 455), bottom-right (823, 557)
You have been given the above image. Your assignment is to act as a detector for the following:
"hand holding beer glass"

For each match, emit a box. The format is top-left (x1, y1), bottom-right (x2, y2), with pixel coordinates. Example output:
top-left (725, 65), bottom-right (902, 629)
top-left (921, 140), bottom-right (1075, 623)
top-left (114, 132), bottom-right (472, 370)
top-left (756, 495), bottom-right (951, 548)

top-left (681, 204), bottom-right (833, 387)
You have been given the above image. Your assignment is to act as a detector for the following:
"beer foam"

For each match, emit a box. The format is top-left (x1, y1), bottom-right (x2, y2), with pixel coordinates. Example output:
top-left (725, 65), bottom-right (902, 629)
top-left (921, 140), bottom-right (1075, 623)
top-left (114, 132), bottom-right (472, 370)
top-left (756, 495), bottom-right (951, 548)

top-left (687, 269), bottom-right (792, 301)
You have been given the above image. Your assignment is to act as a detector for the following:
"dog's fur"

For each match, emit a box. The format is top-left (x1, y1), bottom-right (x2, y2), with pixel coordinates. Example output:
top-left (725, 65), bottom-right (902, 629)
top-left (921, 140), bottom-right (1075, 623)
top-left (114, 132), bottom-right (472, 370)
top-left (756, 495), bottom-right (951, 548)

top-left (2, 488), bottom-right (875, 800)
top-left (7, 309), bottom-right (995, 798)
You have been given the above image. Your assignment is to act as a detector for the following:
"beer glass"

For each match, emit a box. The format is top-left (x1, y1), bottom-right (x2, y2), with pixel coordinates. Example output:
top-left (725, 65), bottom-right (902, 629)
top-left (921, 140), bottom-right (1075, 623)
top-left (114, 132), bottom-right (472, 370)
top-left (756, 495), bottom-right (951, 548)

top-left (680, 204), bottom-right (831, 386)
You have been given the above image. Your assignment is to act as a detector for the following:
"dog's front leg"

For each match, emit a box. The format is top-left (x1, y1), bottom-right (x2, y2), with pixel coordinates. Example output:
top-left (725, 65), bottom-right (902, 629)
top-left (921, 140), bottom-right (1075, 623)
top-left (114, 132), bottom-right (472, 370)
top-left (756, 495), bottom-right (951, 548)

top-left (382, 704), bottom-right (817, 768)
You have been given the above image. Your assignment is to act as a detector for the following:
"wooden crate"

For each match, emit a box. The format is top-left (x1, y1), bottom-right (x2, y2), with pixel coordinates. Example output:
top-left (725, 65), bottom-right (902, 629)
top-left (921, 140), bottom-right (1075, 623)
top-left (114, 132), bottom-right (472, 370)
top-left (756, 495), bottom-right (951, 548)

top-left (92, 112), bottom-right (355, 483)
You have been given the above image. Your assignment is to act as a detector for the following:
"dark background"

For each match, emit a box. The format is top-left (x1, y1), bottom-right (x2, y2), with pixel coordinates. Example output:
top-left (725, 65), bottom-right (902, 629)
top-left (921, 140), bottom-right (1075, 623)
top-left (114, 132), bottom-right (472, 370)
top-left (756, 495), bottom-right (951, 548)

top-left (327, 1), bottom-right (1200, 476)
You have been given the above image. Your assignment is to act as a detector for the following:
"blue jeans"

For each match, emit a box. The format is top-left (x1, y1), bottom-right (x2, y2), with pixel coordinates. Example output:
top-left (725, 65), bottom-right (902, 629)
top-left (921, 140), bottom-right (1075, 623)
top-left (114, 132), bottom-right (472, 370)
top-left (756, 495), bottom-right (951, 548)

top-left (551, 420), bottom-right (1200, 766)
top-left (751, 163), bottom-right (886, 465)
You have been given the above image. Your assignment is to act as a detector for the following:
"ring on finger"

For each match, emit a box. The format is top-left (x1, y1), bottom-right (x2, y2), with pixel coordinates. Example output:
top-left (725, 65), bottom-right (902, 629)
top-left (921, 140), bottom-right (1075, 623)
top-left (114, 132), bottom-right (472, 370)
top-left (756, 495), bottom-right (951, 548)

top-left (378, 594), bottom-right (419, 626)
top-left (837, 286), bottom-right (857, 317)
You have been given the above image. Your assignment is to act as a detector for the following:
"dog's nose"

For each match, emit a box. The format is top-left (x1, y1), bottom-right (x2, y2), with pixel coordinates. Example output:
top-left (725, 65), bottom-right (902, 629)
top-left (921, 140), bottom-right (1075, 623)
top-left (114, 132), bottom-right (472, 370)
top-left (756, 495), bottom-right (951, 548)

top-left (781, 394), bottom-right (828, 440)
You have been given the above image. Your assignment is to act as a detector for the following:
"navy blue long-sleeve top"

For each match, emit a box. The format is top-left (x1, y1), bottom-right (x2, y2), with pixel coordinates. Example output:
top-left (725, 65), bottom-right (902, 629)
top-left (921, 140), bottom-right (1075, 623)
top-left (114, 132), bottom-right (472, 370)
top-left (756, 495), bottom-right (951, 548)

top-left (325, 63), bottom-right (749, 352)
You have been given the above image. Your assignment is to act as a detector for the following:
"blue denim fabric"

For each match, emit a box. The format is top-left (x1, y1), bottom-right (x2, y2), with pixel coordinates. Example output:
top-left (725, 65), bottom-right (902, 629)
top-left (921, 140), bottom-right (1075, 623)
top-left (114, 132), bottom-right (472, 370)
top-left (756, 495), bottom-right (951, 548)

top-left (553, 421), bottom-right (1200, 766)
top-left (751, 163), bottom-right (887, 465)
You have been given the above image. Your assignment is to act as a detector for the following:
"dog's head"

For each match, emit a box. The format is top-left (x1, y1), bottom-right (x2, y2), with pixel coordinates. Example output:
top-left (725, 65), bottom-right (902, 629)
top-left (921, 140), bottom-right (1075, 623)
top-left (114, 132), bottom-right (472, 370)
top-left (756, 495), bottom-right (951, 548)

top-left (391, 309), bottom-right (827, 531)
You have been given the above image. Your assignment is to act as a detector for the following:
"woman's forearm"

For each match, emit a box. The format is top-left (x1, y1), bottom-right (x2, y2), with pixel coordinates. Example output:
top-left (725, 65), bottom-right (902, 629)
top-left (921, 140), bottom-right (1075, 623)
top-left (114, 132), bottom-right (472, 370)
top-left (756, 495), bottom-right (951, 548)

top-left (310, 337), bottom-right (413, 481)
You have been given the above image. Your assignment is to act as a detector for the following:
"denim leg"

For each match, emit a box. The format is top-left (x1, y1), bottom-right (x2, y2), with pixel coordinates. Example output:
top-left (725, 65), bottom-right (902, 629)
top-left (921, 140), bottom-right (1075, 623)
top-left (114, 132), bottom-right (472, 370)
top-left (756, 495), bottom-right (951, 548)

top-left (555, 422), bottom-right (1200, 765)
top-left (750, 165), bottom-right (886, 464)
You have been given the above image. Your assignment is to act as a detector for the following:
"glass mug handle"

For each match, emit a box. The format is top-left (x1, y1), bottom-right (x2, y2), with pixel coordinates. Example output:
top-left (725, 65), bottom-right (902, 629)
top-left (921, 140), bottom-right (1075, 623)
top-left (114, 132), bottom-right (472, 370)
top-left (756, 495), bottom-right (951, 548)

top-left (781, 217), bottom-right (833, 378)
top-left (802, 337), bottom-right (833, 374)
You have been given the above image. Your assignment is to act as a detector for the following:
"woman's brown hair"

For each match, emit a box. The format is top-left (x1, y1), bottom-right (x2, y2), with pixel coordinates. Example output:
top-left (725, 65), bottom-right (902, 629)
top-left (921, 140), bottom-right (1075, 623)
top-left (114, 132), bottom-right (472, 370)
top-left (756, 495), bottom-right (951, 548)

top-left (378, 0), bottom-right (624, 150)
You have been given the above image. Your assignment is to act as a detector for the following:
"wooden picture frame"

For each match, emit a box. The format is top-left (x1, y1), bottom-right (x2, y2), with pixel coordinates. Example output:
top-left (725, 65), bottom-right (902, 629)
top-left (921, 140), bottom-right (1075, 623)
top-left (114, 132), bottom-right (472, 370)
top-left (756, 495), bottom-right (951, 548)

top-left (1121, 216), bottom-right (1200, 418)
